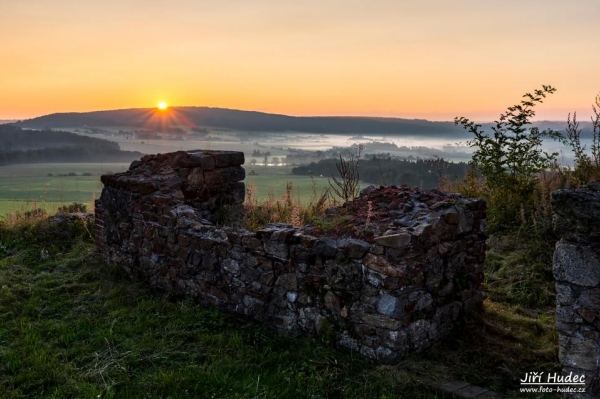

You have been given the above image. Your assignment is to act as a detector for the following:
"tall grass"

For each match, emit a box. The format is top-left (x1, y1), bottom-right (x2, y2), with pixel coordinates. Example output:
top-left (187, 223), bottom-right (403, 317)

top-left (243, 177), bottom-right (332, 231)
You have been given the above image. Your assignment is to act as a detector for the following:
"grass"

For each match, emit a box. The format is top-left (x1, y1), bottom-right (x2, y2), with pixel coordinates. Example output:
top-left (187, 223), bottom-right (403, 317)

top-left (0, 163), bottom-right (341, 216)
top-left (0, 163), bottom-right (128, 216)
top-left (0, 216), bottom-right (433, 399)
top-left (0, 213), bottom-right (560, 398)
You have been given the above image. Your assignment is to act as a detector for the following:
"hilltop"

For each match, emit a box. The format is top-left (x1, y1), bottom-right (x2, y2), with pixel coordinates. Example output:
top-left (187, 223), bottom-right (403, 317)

top-left (15, 107), bottom-right (471, 137)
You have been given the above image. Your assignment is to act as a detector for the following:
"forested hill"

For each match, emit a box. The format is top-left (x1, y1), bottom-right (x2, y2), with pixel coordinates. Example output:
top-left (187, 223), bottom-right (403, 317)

top-left (15, 107), bottom-right (471, 138)
top-left (0, 125), bottom-right (142, 165)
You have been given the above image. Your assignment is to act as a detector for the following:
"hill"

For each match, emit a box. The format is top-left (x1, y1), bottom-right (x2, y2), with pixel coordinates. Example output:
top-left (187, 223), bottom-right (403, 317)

top-left (15, 107), bottom-right (472, 138)
top-left (0, 124), bottom-right (142, 165)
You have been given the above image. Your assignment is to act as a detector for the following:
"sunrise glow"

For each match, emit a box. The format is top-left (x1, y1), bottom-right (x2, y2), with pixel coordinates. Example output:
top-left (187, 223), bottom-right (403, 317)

top-left (0, 1), bottom-right (599, 121)
top-left (158, 102), bottom-right (168, 110)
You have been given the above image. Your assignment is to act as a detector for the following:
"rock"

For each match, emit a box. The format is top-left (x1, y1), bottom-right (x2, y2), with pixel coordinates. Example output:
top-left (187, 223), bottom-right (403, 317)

top-left (313, 238), bottom-right (338, 258)
top-left (377, 294), bottom-right (398, 317)
top-left (556, 283), bottom-right (575, 306)
top-left (553, 182), bottom-right (600, 243)
top-left (363, 253), bottom-right (405, 278)
top-left (360, 185), bottom-right (377, 196)
top-left (264, 240), bottom-right (289, 259)
top-left (408, 319), bottom-right (431, 350)
top-left (442, 208), bottom-right (460, 225)
top-left (340, 238), bottom-right (371, 259)
top-left (374, 233), bottom-right (412, 249)
top-left (579, 288), bottom-right (600, 310)
top-left (361, 313), bottom-right (402, 330)
top-left (276, 273), bottom-right (297, 291)
top-left (554, 241), bottom-right (600, 286)
top-left (559, 335), bottom-right (599, 371)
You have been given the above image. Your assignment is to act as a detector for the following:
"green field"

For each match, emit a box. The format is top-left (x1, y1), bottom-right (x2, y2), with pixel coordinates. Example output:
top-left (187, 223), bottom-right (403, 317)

top-left (0, 163), bottom-right (130, 216)
top-left (0, 163), bottom-right (339, 216)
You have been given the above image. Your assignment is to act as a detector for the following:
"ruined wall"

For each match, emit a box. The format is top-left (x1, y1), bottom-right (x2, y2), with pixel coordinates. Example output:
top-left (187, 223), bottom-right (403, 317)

top-left (95, 150), bottom-right (486, 364)
top-left (553, 180), bottom-right (600, 398)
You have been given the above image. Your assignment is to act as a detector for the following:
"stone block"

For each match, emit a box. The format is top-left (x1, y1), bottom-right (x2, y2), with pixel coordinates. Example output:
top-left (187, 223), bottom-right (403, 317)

top-left (554, 241), bottom-right (600, 286)
top-left (339, 238), bottom-right (371, 259)
top-left (559, 335), bottom-right (599, 371)
top-left (204, 166), bottom-right (245, 185)
top-left (374, 233), bottom-right (412, 249)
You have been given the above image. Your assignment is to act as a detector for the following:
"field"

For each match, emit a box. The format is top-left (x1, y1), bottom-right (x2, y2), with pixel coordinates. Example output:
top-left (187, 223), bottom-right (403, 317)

top-left (0, 163), bottom-right (128, 216)
top-left (0, 163), bottom-right (338, 217)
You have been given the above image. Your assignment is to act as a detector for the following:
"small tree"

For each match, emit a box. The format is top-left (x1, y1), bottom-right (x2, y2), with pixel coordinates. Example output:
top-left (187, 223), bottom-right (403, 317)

top-left (455, 86), bottom-right (564, 230)
top-left (329, 145), bottom-right (363, 204)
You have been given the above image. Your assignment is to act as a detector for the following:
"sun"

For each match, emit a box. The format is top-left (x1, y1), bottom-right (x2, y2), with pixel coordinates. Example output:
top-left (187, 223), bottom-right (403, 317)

top-left (157, 101), bottom-right (168, 110)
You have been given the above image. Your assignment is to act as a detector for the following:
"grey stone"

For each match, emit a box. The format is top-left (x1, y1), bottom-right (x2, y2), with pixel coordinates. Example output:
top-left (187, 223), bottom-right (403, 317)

top-left (187, 152), bottom-right (216, 169)
top-left (377, 294), bottom-right (398, 317)
top-left (338, 332), bottom-right (360, 352)
top-left (378, 329), bottom-right (407, 350)
top-left (579, 288), bottom-right (600, 310)
top-left (556, 283), bottom-right (576, 306)
top-left (374, 233), bottom-right (412, 249)
top-left (361, 313), bottom-right (403, 330)
top-left (408, 319), bottom-right (430, 349)
top-left (276, 273), bottom-right (297, 291)
top-left (554, 242), bottom-right (600, 286)
top-left (313, 238), bottom-right (338, 258)
top-left (264, 240), bottom-right (289, 259)
top-left (559, 335), bottom-right (599, 370)
top-left (340, 238), bottom-right (371, 259)
top-left (556, 305), bottom-right (583, 323)
top-left (286, 292), bottom-right (298, 303)
top-left (325, 259), bottom-right (362, 292)
top-left (363, 253), bottom-right (406, 278)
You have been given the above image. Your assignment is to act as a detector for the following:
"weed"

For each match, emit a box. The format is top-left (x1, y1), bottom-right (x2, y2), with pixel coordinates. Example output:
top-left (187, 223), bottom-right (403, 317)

top-left (329, 144), bottom-right (363, 204)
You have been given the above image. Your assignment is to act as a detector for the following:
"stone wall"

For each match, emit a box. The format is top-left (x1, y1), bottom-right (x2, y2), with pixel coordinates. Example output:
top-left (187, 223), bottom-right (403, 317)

top-left (553, 180), bottom-right (600, 398)
top-left (95, 150), bottom-right (486, 364)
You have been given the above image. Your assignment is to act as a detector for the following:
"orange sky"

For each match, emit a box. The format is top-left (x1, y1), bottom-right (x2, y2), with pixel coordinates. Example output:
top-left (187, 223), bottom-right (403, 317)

top-left (1, 0), bottom-right (599, 121)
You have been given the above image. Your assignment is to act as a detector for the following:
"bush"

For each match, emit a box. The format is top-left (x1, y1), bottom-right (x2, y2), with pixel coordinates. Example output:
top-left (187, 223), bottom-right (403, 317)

top-left (455, 86), bottom-right (564, 232)
top-left (58, 202), bottom-right (88, 213)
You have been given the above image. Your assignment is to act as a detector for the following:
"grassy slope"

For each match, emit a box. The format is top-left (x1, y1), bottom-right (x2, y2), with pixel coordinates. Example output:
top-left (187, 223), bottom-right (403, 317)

top-left (0, 216), bottom-right (560, 398)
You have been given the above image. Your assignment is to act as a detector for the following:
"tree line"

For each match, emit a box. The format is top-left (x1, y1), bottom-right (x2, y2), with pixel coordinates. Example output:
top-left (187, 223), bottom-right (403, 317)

top-left (291, 155), bottom-right (470, 189)
top-left (0, 125), bottom-right (141, 165)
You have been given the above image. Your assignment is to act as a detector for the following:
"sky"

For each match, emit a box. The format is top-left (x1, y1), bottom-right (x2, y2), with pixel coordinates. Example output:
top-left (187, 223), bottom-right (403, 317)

top-left (1, 0), bottom-right (599, 121)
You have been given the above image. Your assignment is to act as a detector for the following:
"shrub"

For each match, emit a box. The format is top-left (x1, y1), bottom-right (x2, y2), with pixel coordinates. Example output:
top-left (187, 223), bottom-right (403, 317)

top-left (58, 202), bottom-right (88, 213)
top-left (562, 93), bottom-right (600, 185)
top-left (329, 144), bottom-right (363, 204)
top-left (455, 86), bottom-right (564, 231)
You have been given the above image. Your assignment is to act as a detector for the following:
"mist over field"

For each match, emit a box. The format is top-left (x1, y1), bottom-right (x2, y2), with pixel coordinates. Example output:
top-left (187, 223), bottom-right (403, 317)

top-left (0, 104), bottom-right (589, 217)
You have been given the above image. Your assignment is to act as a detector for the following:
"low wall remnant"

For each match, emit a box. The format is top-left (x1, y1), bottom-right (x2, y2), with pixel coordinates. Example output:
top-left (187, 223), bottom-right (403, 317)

top-left (95, 150), bottom-right (486, 363)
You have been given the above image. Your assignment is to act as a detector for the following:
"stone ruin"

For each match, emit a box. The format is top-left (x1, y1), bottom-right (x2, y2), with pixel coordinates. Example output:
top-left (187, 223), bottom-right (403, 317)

top-left (94, 150), bottom-right (486, 364)
top-left (553, 180), bottom-right (600, 398)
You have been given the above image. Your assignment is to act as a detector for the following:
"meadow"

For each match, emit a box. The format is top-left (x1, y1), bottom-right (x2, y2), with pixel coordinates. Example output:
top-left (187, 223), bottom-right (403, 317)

top-left (0, 163), bottom-right (335, 216)
top-left (0, 163), bottom-right (128, 216)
